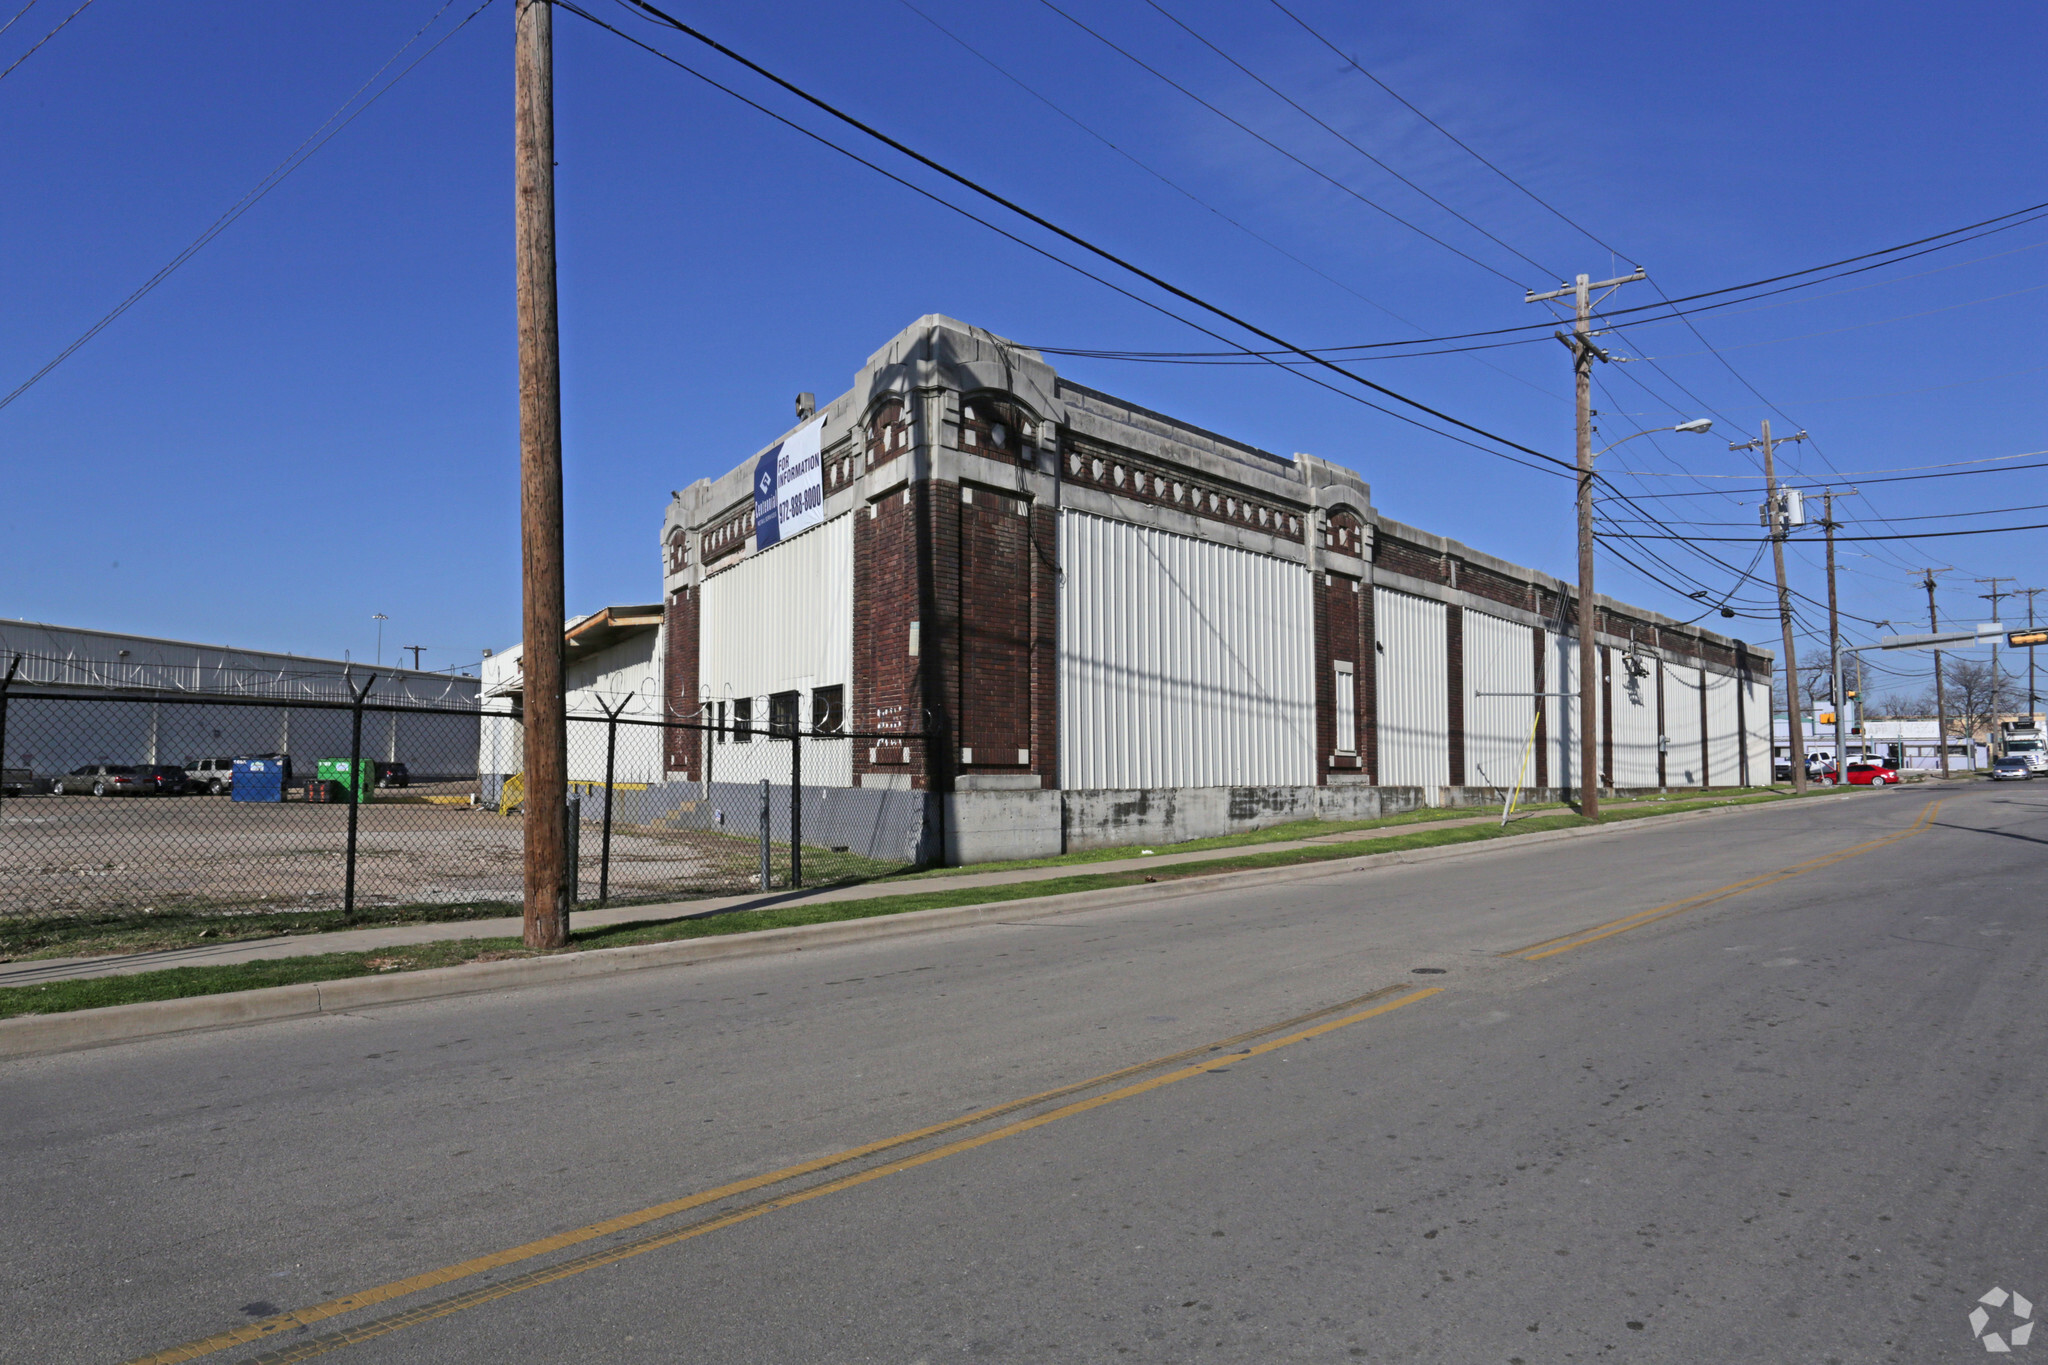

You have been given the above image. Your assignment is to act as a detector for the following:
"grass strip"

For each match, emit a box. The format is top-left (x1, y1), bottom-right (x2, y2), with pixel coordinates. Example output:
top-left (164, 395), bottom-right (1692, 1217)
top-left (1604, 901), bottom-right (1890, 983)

top-left (2, 787), bottom-right (1790, 962)
top-left (0, 787), bottom-right (1832, 1021)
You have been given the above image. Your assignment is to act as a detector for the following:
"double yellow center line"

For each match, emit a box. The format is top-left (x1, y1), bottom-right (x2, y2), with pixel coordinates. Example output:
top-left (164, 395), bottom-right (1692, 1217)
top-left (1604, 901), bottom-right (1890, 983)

top-left (1504, 799), bottom-right (1943, 962)
top-left (129, 985), bottom-right (1441, 1364)
top-left (132, 799), bottom-right (1947, 1364)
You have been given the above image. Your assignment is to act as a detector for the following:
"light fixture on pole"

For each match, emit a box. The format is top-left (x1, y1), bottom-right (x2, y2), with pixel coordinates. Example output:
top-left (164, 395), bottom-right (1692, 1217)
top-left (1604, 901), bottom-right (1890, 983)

top-left (1729, 423), bottom-right (1812, 792)
top-left (1567, 417), bottom-right (1715, 814)
top-left (371, 613), bottom-right (388, 668)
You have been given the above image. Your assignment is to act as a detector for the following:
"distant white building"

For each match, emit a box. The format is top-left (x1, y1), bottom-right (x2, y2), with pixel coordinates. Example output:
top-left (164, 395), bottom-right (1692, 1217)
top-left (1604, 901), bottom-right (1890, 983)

top-left (479, 605), bottom-right (665, 802)
top-left (0, 619), bottom-right (480, 778)
top-left (1774, 713), bottom-right (1983, 770)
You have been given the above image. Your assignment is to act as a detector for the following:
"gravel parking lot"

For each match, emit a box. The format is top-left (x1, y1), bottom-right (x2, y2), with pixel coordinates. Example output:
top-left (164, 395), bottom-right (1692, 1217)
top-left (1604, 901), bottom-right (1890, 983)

top-left (0, 789), bottom-right (879, 923)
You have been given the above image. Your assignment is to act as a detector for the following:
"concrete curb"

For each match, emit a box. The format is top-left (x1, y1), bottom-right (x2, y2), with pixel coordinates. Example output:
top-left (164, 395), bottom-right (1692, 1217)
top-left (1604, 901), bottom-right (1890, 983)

top-left (0, 790), bottom-right (1867, 1059)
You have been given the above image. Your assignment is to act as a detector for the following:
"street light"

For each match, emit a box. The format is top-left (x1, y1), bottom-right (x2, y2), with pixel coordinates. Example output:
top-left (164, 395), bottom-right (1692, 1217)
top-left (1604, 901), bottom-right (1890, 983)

top-left (1596, 418), bottom-right (1712, 459)
top-left (1571, 418), bottom-right (1714, 817)
top-left (372, 614), bottom-right (388, 668)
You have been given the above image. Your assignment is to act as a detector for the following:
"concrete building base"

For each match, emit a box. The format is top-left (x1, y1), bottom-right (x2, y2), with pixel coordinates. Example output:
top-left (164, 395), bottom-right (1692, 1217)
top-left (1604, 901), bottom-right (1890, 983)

top-left (941, 783), bottom-right (1691, 863)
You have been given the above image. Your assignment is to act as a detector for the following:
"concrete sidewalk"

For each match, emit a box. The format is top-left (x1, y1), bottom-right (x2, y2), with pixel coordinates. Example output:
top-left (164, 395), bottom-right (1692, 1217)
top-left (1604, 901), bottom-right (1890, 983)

top-left (0, 793), bottom-right (1801, 988)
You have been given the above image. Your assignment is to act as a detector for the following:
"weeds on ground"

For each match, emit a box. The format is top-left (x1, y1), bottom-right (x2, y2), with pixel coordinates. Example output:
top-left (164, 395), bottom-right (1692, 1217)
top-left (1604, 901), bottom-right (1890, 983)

top-left (0, 784), bottom-right (1829, 1019)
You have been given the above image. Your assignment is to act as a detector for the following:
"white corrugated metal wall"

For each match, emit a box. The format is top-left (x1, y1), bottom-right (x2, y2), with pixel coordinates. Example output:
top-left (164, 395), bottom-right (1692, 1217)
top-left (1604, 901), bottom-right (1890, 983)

top-left (1059, 511), bottom-right (1316, 789)
top-left (1462, 609), bottom-right (1535, 790)
top-left (701, 513), bottom-right (855, 786)
top-left (1744, 676), bottom-right (1771, 783)
top-left (1610, 651), bottom-right (1662, 787)
top-left (1543, 632), bottom-right (1602, 791)
top-left (1705, 670), bottom-right (1741, 785)
top-left (1375, 588), bottom-right (1450, 788)
top-left (564, 632), bottom-right (664, 785)
top-left (1662, 662), bottom-right (1705, 786)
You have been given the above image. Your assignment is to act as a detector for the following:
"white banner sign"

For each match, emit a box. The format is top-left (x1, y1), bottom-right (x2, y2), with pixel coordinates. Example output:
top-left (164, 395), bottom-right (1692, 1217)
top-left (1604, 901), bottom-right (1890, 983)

top-left (753, 417), bottom-right (826, 549)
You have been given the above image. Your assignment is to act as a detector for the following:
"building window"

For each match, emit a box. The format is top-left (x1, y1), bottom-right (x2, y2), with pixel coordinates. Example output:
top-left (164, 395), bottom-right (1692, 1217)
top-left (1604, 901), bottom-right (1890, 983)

top-left (731, 696), bottom-right (753, 743)
top-left (812, 685), bottom-right (844, 734)
top-left (769, 691), bottom-right (800, 738)
top-left (1334, 661), bottom-right (1357, 754)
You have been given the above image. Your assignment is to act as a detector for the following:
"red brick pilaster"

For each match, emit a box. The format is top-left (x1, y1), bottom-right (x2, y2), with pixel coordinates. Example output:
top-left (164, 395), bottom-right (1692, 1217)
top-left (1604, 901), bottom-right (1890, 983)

top-left (1446, 604), bottom-right (1466, 786)
top-left (1313, 571), bottom-right (1366, 783)
top-left (663, 584), bottom-right (700, 779)
top-left (853, 481), bottom-right (927, 785)
top-left (1359, 581), bottom-right (1378, 783)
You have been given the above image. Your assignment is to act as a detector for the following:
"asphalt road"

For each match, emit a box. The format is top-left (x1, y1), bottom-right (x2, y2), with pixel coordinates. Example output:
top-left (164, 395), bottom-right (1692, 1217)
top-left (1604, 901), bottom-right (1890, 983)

top-left (4, 783), bottom-right (2043, 1364)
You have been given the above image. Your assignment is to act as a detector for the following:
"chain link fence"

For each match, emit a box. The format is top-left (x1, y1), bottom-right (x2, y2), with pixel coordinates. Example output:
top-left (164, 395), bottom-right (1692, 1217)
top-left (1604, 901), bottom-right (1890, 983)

top-left (0, 677), bottom-right (930, 948)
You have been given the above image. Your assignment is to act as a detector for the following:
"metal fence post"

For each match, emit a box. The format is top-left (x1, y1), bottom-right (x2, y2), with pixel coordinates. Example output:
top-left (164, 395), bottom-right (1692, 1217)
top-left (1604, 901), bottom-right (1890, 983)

top-left (0, 655), bottom-right (19, 829)
top-left (598, 703), bottom-right (620, 905)
top-left (343, 672), bottom-right (376, 920)
top-left (790, 728), bottom-right (802, 888)
top-left (758, 777), bottom-right (771, 891)
top-left (565, 794), bottom-right (581, 913)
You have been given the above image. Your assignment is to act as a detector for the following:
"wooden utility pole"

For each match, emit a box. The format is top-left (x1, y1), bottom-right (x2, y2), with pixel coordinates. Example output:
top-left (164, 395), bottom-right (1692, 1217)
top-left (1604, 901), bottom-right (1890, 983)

top-left (1821, 490), bottom-right (1856, 775)
top-left (1526, 267), bottom-right (1643, 818)
top-left (516, 0), bottom-right (569, 950)
top-left (2018, 586), bottom-right (2044, 721)
top-left (1732, 422), bottom-right (1809, 792)
top-left (1924, 569), bottom-right (1950, 777)
top-left (1977, 576), bottom-right (2016, 742)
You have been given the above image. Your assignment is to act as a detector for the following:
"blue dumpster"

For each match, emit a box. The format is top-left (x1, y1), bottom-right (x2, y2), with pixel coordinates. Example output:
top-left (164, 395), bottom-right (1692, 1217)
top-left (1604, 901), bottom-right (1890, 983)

top-left (232, 757), bottom-right (285, 802)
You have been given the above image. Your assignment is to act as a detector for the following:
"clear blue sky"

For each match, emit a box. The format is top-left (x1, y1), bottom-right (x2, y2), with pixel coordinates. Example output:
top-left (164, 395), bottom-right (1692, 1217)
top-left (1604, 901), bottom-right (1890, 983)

top-left (4, 0), bottom-right (2043, 702)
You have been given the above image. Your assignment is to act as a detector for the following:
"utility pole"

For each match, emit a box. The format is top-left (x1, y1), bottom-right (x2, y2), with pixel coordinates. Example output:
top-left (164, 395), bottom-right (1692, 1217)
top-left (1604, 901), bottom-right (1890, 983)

top-left (1924, 569), bottom-right (1951, 777)
top-left (403, 645), bottom-right (425, 671)
top-left (516, 0), bottom-right (569, 951)
top-left (1820, 490), bottom-right (1856, 774)
top-left (1731, 421), bottom-right (1809, 793)
top-left (1977, 576), bottom-right (2016, 743)
top-left (2018, 586), bottom-right (2044, 721)
top-left (1526, 266), bottom-right (1644, 818)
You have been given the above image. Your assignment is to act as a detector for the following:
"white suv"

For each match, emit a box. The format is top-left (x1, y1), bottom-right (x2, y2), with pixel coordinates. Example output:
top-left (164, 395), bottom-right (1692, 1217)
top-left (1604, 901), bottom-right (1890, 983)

top-left (183, 756), bottom-right (237, 795)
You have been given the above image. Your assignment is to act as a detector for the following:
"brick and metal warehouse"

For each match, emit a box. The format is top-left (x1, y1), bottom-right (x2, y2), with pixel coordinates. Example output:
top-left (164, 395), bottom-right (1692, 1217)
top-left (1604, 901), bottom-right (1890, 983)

top-left (658, 316), bottom-right (1773, 862)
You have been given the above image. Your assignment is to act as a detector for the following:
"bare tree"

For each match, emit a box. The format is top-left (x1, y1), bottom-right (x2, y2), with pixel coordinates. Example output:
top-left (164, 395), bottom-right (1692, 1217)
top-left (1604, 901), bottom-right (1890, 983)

top-left (1944, 658), bottom-right (2021, 752)
top-left (1866, 692), bottom-right (1929, 720)
top-left (1772, 649), bottom-right (1838, 711)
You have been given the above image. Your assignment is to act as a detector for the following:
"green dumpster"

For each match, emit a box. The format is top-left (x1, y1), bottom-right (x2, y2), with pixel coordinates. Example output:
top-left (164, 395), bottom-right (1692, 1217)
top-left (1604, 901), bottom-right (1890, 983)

top-left (315, 758), bottom-right (375, 804)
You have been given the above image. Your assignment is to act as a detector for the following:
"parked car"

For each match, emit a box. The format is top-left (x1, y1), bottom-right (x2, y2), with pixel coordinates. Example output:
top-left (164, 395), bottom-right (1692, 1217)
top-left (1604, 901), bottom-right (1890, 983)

top-left (1844, 761), bottom-right (1901, 786)
top-left (374, 761), bottom-right (410, 789)
top-left (137, 764), bottom-right (193, 795)
top-left (183, 756), bottom-right (238, 795)
top-left (50, 764), bottom-right (144, 796)
top-left (1991, 756), bottom-right (2035, 781)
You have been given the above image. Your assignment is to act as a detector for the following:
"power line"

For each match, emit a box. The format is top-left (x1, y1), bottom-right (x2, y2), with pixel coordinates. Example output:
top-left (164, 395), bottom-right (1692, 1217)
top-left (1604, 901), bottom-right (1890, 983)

top-left (0, 0), bottom-right (496, 415)
top-left (0, 0), bottom-right (43, 44)
top-left (580, 0), bottom-right (1581, 478)
top-left (1263, 0), bottom-right (1627, 259)
top-left (1025, 0), bottom-right (1532, 287)
top-left (1034, 199), bottom-right (2048, 358)
top-left (1138, 0), bottom-right (1559, 279)
top-left (1597, 457), bottom-right (2048, 497)
top-left (1600, 522), bottom-right (2048, 543)
top-left (889, 0), bottom-right (1564, 411)
top-left (1604, 448), bottom-right (2048, 479)
top-left (1605, 500), bottom-right (2048, 528)
top-left (1635, 281), bottom-right (2048, 360)
top-left (0, 0), bottom-right (91, 84)
top-left (888, 1), bottom-right (1422, 341)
